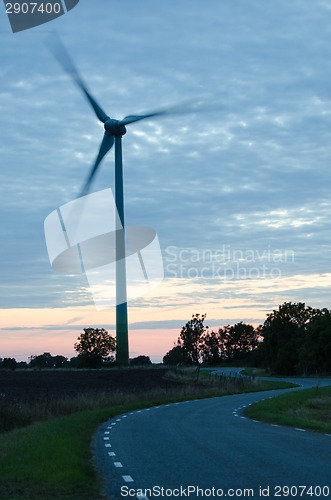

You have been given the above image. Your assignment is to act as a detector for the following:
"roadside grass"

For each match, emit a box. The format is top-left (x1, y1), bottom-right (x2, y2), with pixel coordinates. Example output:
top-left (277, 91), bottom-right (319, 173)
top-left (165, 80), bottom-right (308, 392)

top-left (0, 375), bottom-right (297, 500)
top-left (0, 404), bottom-right (144, 500)
top-left (244, 386), bottom-right (331, 433)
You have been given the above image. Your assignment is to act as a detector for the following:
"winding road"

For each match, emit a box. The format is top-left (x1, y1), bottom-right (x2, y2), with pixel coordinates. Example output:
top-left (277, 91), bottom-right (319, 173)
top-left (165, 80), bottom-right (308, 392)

top-left (93, 369), bottom-right (330, 499)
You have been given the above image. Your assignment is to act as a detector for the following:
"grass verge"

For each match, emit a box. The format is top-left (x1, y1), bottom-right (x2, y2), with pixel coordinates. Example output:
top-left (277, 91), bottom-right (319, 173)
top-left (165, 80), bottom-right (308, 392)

top-left (244, 385), bottom-right (331, 434)
top-left (0, 380), bottom-right (296, 500)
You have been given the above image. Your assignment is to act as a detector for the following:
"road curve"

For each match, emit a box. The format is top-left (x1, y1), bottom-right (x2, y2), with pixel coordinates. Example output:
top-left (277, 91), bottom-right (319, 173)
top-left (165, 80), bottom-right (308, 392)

top-left (93, 373), bottom-right (330, 499)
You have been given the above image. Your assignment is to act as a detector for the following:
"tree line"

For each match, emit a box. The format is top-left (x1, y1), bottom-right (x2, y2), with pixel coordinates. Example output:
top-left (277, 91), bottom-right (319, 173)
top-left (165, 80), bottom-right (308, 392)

top-left (1, 302), bottom-right (330, 375)
top-left (255, 302), bottom-right (331, 375)
top-left (0, 328), bottom-right (151, 370)
top-left (163, 302), bottom-right (331, 375)
top-left (163, 313), bottom-right (259, 366)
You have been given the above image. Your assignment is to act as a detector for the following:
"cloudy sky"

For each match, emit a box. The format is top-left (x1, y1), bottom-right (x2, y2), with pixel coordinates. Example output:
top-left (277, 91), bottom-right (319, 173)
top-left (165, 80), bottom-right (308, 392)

top-left (1, 0), bottom-right (331, 362)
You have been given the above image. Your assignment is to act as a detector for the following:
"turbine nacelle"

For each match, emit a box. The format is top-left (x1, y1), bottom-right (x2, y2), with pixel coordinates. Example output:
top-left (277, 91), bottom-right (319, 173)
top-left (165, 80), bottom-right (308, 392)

top-left (104, 118), bottom-right (127, 137)
top-left (48, 36), bottom-right (219, 196)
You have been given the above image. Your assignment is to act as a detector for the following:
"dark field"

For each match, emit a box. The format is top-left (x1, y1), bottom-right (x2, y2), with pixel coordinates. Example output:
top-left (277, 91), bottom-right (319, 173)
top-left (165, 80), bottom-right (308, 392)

top-left (0, 368), bottom-right (188, 433)
top-left (0, 368), bottom-right (180, 403)
top-left (0, 368), bottom-right (269, 433)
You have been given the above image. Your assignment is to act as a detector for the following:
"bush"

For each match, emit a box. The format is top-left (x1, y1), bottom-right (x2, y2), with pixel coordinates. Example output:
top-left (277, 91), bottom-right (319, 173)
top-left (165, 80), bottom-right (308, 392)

top-left (130, 355), bottom-right (152, 366)
top-left (0, 358), bottom-right (17, 370)
top-left (163, 346), bottom-right (189, 365)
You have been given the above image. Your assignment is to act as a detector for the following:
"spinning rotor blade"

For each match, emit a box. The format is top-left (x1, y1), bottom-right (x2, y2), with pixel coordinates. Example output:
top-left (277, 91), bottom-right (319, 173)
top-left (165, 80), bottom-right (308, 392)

top-left (47, 36), bottom-right (109, 123)
top-left (121, 111), bottom-right (168, 126)
top-left (80, 133), bottom-right (115, 197)
top-left (120, 96), bottom-right (223, 126)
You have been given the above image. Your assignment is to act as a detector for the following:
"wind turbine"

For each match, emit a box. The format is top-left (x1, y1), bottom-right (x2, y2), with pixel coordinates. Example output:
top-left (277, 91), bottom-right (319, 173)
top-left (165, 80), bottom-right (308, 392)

top-left (48, 38), bottom-right (220, 365)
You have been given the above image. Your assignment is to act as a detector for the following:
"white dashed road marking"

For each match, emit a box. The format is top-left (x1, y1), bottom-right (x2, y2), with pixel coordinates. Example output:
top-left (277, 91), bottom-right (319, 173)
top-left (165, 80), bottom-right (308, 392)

top-left (122, 475), bottom-right (134, 482)
top-left (103, 394), bottom-right (319, 498)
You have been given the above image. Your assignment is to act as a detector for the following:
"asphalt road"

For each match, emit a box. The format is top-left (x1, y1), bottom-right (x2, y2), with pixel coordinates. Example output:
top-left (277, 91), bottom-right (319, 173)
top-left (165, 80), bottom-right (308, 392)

top-left (93, 371), bottom-right (331, 499)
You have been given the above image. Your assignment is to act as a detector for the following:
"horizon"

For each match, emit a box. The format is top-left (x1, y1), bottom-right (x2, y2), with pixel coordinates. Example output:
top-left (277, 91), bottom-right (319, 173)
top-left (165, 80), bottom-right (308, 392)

top-left (1, 1), bottom-right (331, 363)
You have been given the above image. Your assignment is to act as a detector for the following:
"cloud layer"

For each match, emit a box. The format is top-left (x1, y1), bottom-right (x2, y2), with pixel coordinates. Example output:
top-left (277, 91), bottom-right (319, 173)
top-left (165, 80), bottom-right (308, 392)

top-left (0, 0), bottom-right (331, 359)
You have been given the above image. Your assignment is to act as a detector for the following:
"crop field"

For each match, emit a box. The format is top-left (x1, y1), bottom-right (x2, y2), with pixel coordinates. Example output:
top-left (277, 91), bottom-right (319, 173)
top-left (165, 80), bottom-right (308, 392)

top-left (0, 367), bottom-right (178, 403)
top-left (0, 367), bottom-right (188, 433)
top-left (0, 367), bottom-right (294, 433)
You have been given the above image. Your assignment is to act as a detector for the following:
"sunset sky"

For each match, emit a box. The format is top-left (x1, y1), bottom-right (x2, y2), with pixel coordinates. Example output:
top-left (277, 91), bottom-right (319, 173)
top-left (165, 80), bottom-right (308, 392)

top-left (1, 0), bottom-right (331, 362)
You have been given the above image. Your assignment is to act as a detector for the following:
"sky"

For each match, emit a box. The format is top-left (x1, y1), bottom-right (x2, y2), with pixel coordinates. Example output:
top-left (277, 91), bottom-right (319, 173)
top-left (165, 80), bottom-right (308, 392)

top-left (0, 0), bottom-right (331, 362)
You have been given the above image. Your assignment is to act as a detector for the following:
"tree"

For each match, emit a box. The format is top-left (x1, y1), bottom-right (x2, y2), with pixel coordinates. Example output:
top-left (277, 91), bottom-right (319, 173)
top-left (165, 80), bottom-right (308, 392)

top-left (68, 356), bottom-right (79, 368)
top-left (0, 357), bottom-right (17, 370)
top-left (200, 322), bottom-right (259, 365)
top-left (29, 352), bottom-right (54, 369)
top-left (16, 361), bottom-right (27, 369)
top-left (298, 309), bottom-right (331, 375)
top-left (222, 322), bottom-right (259, 361)
top-left (258, 302), bottom-right (320, 375)
top-left (201, 330), bottom-right (223, 365)
top-left (177, 314), bottom-right (207, 364)
top-left (74, 328), bottom-right (116, 368)
top-left (52, 355), bottom-right (69, 368)
top-left (130, 355), bottom-right (152, 366)
top-left (163, 345), bottom-right (188, 365)
top-left (28, 353), bottom-right (68, 369)
top-left (166, 314), bottom-right (258, 367)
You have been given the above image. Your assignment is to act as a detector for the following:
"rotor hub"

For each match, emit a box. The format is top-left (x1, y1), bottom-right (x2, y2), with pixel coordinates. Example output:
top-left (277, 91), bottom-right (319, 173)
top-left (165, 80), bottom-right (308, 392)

top-left (104, 118), bottom-right (127, 137)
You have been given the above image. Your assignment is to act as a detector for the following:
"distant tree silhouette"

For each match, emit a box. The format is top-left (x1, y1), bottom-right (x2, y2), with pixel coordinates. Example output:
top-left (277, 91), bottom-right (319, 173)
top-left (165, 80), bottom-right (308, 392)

top-left (74, 328), bottom-right (116, 368)
top-left (68, 356), bottom-right (79, 368)
top-left (221, 322), bottom-right (259, 361)
top-left (163, 345), bottom-right (188, 365)
top-left (16, 361), bottom-right (27, 369)
top-left (29, 353), bottom-right (68, 369)
top-left (297, 309), bottom-right (331, 375)
top-left (200, 322), bottom-right (259, 364)
top-left (52, 355), bottom-right (69, 368)
top-left (130, 355), bottom-right (152, 366)
top-left (257, 302), bottom-right (322, 375)
top-left (29, 352), bottom-right (54, 369)
top-left (177, 314), bottom-right (208, 364)
top-left (201, 330), bottom-right (223, 365)
top-left (164, 315), bottom-right (258, 366)
top-left (0, 357), bottom-right (17, 370)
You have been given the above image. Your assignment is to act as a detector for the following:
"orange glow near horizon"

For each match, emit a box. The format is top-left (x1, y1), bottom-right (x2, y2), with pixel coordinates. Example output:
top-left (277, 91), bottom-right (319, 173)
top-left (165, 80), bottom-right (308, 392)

top-left (0, 326), bottom-right (180, 363)
top-left (1, 272), bottom-right (331, 362)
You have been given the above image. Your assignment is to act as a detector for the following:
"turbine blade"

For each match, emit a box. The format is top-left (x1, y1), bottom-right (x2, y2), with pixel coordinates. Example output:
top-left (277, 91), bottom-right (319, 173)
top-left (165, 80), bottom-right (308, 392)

top-left (120, 111), bottom-right (166, 126)
top-left (47, 35), bottom-right (109, 123)
top-left (80, 133), bottom-right (114, 197)
top-left (120, 95), bottom-right (224, 126)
